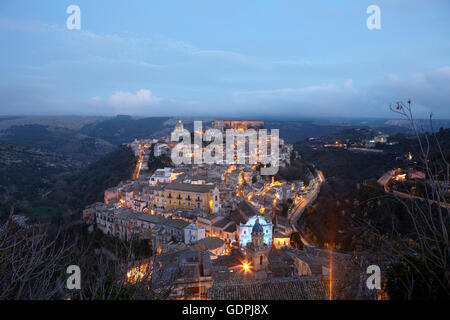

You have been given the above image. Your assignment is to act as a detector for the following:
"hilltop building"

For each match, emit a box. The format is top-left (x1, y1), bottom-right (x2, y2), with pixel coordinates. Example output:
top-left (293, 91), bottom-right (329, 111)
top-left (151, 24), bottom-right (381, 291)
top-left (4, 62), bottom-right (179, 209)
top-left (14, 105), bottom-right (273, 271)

top-left (174, 119), bottom-right (184, 131)
top-left (212, 120), bottom-right (264, 131)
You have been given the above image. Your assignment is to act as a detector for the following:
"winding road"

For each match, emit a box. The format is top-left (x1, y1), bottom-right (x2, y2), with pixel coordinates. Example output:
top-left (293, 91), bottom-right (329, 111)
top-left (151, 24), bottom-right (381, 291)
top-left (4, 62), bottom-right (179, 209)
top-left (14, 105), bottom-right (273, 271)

top-left (132, 145), bottom-right (145, 180)
top-left (288, 170), bottom-right (325, 246)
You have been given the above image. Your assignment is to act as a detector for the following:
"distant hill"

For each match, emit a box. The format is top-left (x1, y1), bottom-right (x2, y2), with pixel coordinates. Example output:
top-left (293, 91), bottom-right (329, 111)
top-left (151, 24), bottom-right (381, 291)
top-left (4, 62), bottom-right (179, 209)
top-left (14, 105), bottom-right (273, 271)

top-left (0, 115), bottom-right (106, 131)
top-left (0, 116), bottom-right (23, 122)
top-left (79, 115), bottom-right (172, 145)
top-left (0, 124), bottom-right (115, 165)
top-left (384, 119), bottom-right (450, 131)
top-left (265, 121), bottom-right (409, 144)
top-left (293, 127), bottom-right (415, 189)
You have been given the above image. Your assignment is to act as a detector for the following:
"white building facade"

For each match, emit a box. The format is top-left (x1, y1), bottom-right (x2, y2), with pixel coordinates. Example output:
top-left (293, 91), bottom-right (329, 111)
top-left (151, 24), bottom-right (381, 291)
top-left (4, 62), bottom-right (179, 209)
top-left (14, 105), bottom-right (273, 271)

top-left (238, 215), bottom-right (273, 248)
top-left (184, 223), bottom-right (206, 245)
top-left (149, 168), bottom-right (176, 185)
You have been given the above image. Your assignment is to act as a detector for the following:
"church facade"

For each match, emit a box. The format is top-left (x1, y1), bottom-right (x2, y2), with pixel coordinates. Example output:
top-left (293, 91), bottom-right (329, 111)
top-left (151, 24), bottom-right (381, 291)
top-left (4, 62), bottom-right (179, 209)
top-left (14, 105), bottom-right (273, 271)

top-left (238, 215), bottom-right (273, 248)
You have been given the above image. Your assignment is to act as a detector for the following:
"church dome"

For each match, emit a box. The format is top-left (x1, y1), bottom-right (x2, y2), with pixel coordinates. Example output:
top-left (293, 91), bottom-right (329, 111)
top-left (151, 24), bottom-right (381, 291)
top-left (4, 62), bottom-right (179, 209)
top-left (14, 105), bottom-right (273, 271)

top-left (252, 218), bottom-right (263, 233)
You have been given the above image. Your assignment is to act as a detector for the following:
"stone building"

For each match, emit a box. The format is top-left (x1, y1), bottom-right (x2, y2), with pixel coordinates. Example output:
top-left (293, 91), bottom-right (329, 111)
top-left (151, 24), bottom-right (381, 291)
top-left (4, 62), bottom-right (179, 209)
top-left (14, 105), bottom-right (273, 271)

top-left (149, 167), bottom-right (179, 185)
top-left (238, 214), bottom-right (273, 248)
top-left (154, 182), bottom-right (220, 213)
top-left (184, 222), bottom-right (206, 245)
top-left (171, 251), bottom-right (214, 299)
top-left (211, 120), bottom-right (264, 131)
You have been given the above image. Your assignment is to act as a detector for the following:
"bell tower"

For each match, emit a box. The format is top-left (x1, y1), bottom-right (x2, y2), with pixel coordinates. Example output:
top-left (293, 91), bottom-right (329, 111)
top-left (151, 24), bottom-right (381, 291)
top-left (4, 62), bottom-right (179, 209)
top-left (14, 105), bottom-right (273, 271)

top-left (246, 217), bottom-right (270, 273)
top-left (175, 119), bottom-right (184, 131)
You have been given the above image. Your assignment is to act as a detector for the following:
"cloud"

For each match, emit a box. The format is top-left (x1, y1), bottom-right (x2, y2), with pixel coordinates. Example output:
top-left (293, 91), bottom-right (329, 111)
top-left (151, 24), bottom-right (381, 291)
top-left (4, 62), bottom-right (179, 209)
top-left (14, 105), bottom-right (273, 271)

top-left (369, 67), bottom-right (450, 117)
top-left (89, 89), bottom-right (163, 114)
top-left (107, 89), bottom-right (162, 107)
top-left (227, 67), bottom-right (450, 118)
top-left (90, 96), bottom-right (101, 103)
top-left (230, 79), bottom-right (360, 117)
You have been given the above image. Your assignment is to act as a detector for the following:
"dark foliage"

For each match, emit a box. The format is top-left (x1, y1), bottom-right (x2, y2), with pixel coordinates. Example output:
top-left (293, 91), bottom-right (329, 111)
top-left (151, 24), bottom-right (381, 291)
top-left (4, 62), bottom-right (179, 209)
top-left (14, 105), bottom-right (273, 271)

top-left (0, 124), bottom-right (114, 164)
top-left (275, 159), bottom-right (314, 184)
top-left (57, 145), bottom-right (136, 211)
top-left (148, 154), bottom-right (174, 172)
top-left (386, 254), bottom-right (449, 300)
top-left (297, 147), bottom-right (402, 191)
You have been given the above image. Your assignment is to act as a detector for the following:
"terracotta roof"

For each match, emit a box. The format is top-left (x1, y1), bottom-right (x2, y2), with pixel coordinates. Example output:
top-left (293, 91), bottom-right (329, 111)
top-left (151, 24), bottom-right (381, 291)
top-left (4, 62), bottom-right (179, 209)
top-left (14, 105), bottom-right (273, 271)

top-left (212, 218), bottom-right (231, 228)
top-left (164, 182), bottom-right (215, 193)
top-left (230, 211), bottom-right (247, 224)
top-left (237, 200), bottom-right (259, 220)
top-left (163, 218), bottom-right (190, 230)
top-left (137, 214), bottom-right (165, 224)
top-left (210, 277), bottom-right (330, 300)
top-left (190, 237), bottom-right (225, 251)
top-left (273, 230), bottom-right (290, 238)
top-left (224, 223), bottom-right (237, 233)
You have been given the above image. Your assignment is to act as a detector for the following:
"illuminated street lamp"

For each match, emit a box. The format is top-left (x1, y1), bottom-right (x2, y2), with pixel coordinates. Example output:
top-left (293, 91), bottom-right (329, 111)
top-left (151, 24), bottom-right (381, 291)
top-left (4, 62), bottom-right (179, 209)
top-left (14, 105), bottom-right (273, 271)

top-left (241, 261), bottom-right (251, 272)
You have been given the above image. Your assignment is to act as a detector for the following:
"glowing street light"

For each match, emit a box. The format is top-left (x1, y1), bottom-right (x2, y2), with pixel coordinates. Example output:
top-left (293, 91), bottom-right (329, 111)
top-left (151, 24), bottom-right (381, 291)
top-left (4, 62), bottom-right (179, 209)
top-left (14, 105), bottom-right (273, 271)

top-left (241, 261), bottom-right (251, 272)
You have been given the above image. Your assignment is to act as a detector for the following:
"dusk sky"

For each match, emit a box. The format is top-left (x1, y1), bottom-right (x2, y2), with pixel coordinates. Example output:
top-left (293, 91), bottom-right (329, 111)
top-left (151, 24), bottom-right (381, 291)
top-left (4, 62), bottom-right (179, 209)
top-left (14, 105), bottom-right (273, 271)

top-left (1, 0), bottom-right (449, 118)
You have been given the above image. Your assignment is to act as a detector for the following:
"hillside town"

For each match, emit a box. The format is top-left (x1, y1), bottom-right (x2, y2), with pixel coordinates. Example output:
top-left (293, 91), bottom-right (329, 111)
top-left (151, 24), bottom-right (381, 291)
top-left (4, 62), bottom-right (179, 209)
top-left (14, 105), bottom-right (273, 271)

top-left (81, 120), bottom-right (351, 299)
top-left (2, 0), bottom-right (449, 307)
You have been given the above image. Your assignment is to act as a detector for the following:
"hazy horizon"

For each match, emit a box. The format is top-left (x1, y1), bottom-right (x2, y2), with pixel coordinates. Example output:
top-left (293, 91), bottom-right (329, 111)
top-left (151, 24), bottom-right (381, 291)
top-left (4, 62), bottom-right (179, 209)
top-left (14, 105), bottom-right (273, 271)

top-left (2, 114), bottom-right (450, 123)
